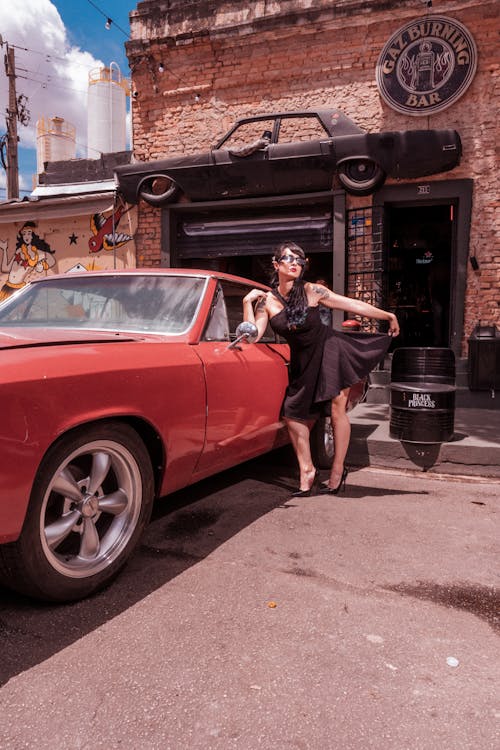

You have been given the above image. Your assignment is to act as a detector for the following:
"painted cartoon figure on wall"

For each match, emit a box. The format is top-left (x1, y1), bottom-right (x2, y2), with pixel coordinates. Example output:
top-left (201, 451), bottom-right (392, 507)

top-left (88, 204), bottom-right (133, 254)
top-left (0, 206), bottom-right (137, 295)
top-left (0, 222), bottom-right (57, 302)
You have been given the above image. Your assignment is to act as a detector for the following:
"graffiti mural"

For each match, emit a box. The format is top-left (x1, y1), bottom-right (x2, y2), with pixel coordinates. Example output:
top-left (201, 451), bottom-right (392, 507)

top-left (89, 204), bottom-right (133, 254)
top-left (0, 204), bottom-right (137, 294)
top-left (0, 222), bottom-right (56, 302)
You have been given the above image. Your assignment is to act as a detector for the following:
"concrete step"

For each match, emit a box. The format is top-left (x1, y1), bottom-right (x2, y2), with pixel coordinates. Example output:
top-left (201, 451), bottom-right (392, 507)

top-left (346, 403), bottom-right (500, 478)
top-left (364, 385), bottom-right (390, 404)
top-left (366, 355), bottom-right (499, 409)
top-left (366, 383), bottom-right (499, 409)
top-left (456, 387), bottom-right (499, 409)
top-left (368, 369), bottom-right (391, 386)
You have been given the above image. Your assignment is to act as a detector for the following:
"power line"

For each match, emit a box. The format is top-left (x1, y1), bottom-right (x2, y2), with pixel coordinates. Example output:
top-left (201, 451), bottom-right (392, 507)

top-left (86, 0), bottom-right (130, 39)
top-left (17, 72), bottom-right (105, 98)
top-left (10, 43), bottom-right (106, 71)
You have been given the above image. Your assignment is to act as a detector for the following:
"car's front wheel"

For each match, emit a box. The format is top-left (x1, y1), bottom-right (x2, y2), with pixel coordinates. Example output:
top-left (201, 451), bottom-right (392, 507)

top-left (337, 158), bottom-right (386, 195)
top-left (309, 381), bottom-right (368, 469)
top-left (310, 416), bottom-right (334, 470)
top-left (0, 422), bottom-right (154, 602)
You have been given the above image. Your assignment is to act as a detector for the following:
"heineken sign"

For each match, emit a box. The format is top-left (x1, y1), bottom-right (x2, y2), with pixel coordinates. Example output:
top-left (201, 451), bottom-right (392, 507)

top-left (376, 16), bottom-right (477, 115)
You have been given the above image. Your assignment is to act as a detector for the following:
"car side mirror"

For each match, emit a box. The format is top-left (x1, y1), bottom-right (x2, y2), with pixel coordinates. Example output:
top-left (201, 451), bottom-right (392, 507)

top-left (227, 321), bottom-right (258, 350)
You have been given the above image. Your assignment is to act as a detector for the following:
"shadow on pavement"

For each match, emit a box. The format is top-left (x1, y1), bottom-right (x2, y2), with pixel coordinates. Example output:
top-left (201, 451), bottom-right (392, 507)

top-left (384, 581), bottom-right (500, 634)
top-left (0, 449), bottom-right (425, 686)
top-left (0, 448), bottom-right (291, 686)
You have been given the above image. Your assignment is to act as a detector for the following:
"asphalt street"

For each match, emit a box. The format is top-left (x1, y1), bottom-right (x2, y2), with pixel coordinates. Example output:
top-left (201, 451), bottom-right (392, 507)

top-left (0, 447), bottom-right (499, 750)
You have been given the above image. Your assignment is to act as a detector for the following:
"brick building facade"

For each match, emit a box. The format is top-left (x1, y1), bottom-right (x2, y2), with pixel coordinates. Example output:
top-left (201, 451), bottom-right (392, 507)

top-left (125, 0), bottom-right (499, 356)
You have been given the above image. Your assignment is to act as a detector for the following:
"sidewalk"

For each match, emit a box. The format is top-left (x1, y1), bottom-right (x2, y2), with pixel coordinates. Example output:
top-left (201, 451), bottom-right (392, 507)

top-left (2, 460), bottom-right (498, 749)
top-left (347, 402), bottom-right (500, 479)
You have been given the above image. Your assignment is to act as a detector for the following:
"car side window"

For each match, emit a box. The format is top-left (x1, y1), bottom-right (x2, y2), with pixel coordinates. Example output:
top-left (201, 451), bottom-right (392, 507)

top-left (219, 120), bottom-right (275, 150)
top-left (203, 285), bottom-right (230, 341)
top-left (277, 116), bottom-right (329, 143)
top-left (202, 281), bottom-right (277, 343)
top-left (221, 281), bottom-right (276, 343)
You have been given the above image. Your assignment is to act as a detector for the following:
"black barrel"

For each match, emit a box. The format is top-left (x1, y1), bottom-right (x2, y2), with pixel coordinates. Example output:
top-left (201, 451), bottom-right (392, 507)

top-left (391, 347), bottom-right (455, 385)
top-left (390, 347), bottom-right (456, 443)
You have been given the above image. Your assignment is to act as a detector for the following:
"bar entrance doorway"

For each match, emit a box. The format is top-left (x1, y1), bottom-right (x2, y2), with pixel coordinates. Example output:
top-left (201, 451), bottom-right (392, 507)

top-left (386, 204), bottom-right (453, 349)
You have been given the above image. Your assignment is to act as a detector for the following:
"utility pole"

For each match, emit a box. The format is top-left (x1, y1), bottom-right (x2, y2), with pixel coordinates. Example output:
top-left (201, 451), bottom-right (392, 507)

top-left (4, 42), bottom-right (19, 199)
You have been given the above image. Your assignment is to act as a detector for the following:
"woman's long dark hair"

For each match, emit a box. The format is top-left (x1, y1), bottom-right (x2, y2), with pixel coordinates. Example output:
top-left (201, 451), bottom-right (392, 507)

top-left (16, 222), bottom-right (55, 254)
top-left (271, 241), bottom-right (308, 328)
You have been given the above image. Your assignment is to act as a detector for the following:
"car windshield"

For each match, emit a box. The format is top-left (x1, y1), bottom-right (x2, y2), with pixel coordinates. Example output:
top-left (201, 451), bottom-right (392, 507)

top-left (0, 274), bottom-right (206, 335)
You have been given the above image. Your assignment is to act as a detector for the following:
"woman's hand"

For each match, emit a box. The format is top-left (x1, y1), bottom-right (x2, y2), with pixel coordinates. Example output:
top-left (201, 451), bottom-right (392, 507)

top-left (387, 313), bottom-right (400, 337)
top-left (242, 289), bottom-right (269, 340)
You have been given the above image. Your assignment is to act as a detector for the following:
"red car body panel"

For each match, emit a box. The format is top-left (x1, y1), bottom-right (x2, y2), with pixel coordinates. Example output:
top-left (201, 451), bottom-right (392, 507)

top-left (0, 338), bottom-right (208, 542)
top-left (0, 270), bottom-right (292, 544)
top-left (193, 341), bottom-right (289, 478)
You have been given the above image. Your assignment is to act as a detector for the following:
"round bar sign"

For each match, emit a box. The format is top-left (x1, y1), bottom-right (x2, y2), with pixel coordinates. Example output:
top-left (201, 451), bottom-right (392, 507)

top-left (376, 15), bottom-right (477, 115)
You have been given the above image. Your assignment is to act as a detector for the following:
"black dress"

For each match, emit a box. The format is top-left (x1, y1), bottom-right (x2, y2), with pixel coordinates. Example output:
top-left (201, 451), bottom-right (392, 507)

top-left (270, 305), bottom-right (391, 421)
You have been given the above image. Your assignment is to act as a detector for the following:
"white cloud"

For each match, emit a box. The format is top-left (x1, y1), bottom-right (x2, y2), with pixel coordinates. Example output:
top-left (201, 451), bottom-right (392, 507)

top-left (1, 0), bottom-right (132, 194)
top-left (0, 166), bottom-right (29, 193)
top-left (0, 0), bottom-right (105, 159)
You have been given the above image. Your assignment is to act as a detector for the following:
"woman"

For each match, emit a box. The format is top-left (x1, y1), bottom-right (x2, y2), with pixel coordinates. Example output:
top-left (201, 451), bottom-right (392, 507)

top-left (0, 222), bottom-right (56, 302)
top-left (243, 242), bottom-right (400, 497)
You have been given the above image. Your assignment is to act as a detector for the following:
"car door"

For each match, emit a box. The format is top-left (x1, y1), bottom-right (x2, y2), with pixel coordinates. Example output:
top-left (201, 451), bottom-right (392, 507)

top-left (209, 119), bottom-right (276, 199)
top-left (266, 114), bottom-right (336, 194)
top-left (192, 280), bottom-right (290, 479)
top-left (267, 139), bottom-right (335, 194)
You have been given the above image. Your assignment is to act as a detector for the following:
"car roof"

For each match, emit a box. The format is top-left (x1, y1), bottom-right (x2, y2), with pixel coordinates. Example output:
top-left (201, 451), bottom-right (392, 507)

top-left (215, 108), bottom-right (364, 147)
top-left (24, 267), bottom-right (271, 291)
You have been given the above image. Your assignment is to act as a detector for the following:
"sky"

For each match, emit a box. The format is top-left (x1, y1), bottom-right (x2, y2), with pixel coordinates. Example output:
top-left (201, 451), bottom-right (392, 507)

top-left (0, 0), bottom-right (137, 197)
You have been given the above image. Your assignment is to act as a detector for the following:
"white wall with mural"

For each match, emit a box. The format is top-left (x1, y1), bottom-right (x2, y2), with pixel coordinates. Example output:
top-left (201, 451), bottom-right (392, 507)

top-left (0, 202), bottom-right (137, 301)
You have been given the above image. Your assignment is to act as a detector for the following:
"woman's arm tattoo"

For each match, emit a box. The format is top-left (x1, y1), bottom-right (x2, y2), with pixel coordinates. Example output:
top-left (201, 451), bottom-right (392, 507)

top-left (256, 297), bottom-right (267, 311)
top-left (311, 285), bottom-right (330, 299)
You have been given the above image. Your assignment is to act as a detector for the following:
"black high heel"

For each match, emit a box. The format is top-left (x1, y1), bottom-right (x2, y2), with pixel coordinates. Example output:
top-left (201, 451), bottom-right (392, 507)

top-left (291, 469), bottom-right (319, 497)
top-left (319, 467), bottom-right (348, 495)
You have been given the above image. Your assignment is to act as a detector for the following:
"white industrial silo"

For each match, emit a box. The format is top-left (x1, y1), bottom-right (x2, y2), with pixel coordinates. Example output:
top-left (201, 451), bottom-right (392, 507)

top-left (36, 116), bottom-right (76, 174)
top-left (87, 62), bottom-right (129, 158)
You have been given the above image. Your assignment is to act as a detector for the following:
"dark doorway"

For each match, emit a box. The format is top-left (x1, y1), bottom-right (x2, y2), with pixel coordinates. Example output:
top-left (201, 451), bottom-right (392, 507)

top-left (173, 251), bottom-right (333, 289)
top-left (167, 195), bottom-right (337, 287)
top-left (386, 204), bottom-right (453, 348)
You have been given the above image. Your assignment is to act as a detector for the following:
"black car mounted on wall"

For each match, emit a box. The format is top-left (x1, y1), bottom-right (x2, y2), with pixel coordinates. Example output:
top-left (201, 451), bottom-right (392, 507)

top-left (114, 109), bottom-right (461, 206)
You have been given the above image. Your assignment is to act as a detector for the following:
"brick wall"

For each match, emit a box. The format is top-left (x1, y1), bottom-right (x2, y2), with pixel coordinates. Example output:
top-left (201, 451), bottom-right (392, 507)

top-left (128, 0), bottom-right (499, 347)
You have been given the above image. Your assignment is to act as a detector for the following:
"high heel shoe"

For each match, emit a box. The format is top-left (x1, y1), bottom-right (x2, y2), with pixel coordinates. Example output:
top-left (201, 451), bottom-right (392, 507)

top-left (319, 467), bottom-right (348, 495)
top-left (291, 469), bottom-right (319, 497)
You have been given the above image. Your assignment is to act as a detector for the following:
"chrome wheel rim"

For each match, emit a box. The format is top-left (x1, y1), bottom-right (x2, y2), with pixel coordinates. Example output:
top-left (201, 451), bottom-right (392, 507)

top-left (39, 439), bottom-right (143, 578)
top-left (323, 417), bottom-right (334, 461)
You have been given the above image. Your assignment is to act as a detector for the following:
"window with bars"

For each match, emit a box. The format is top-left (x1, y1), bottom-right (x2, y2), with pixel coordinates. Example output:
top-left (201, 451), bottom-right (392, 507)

top-left (346, 206), bottom-right (386, 332)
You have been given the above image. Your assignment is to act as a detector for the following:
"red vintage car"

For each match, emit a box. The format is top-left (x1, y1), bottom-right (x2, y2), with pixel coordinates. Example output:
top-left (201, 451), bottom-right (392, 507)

top-left (0, 269), bottom-right (363, 602)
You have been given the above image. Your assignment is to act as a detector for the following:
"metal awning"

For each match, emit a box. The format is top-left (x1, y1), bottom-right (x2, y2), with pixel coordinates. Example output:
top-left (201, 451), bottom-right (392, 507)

top-left (31, 180), bottom-right (116, 197)
top-left (0, 190), bottom-right (116, 223)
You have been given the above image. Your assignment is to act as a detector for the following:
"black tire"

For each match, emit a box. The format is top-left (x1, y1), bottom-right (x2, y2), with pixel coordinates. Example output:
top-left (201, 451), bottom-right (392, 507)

top-left (138, 174), bottom-right (180, 206)
top-left (337, 158), bottom-right (386, 196)
top-left (0, 422), bottom-right (154, 602)
top-left (309, 381), bottom-right (368, 470)
top-left (310, 416), bottom-right (334, 470)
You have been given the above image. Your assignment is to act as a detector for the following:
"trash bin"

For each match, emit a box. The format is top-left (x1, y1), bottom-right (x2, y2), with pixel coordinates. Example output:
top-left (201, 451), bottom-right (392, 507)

top-left (468, 325), bottom-right (500, 392)
top-left (390, 347), bottom-right (456, 443)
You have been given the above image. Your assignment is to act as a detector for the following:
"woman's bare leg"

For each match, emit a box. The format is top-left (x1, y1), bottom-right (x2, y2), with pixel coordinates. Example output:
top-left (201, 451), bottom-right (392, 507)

top-left (285, 417), bottom-right (316, 491)
top-left (328, 387), bottom-right (351, 488)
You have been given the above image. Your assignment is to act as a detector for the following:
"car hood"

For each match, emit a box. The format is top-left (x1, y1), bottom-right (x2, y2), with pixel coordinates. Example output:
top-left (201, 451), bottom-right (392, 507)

top-left (0, 327), bottom-right (143, 350)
